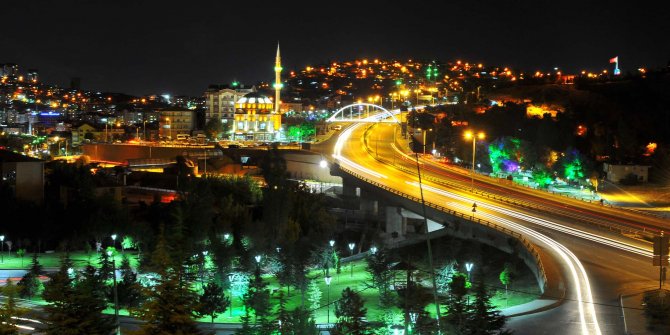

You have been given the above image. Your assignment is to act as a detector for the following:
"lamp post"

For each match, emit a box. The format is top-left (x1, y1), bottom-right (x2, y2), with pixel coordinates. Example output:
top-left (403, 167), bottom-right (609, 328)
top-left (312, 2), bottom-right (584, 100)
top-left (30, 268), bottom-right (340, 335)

top-left (465, 262), bottom-right (474, 282)
top-left (255, 255), bottom-right (262, 271)
top-left (417, 128), bottom-right (432, 155)
top-left (111, 234), bottom-right (117, 250)
top-left (464, 130), bottom-right (485, 191)
top-left (325, 275), bottom-right (332, 326)
top-left (0, 235), bottom-right (4, 263)
top-left (143, 120), bottom-right (147, 142)
top-left (107, 250), bottom-right (120, 335)
top-left (348, 243), bottom-right (355, 277)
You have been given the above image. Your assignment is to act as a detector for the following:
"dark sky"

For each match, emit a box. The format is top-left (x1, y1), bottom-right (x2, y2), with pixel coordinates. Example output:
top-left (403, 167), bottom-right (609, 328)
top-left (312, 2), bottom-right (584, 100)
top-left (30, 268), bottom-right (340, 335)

top-left (2, 0), bottom-right (668, 96)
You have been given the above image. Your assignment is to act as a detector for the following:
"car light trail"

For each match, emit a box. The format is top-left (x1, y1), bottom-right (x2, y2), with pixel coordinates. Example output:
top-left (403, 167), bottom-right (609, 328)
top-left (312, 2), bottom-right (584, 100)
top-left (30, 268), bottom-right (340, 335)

top-left (407, 181), bottom-right (651, 258)
top-left (333, 123), bottom-right (387, 179)
top-left (451, 202), bottom-right (602, 335)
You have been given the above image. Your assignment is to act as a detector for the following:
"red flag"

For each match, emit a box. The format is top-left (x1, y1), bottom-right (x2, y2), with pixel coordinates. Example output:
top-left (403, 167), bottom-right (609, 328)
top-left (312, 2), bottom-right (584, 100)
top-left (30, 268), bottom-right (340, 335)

top-left (609, 56), bottom-right (618, 64)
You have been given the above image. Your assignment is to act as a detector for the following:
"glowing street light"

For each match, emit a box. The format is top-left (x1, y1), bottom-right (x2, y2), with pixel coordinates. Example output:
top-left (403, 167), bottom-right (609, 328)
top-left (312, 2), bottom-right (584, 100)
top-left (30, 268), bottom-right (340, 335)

top-left (319, 159), bottom-right (328, 169)
top-left (255, 255), bottom-right (262, 264)
top-left (0, 235), bottom-right (4, 263)
top-left (464, 130), bottom-right (485, 191)
top-left (348, 243), bottom-right (355, 277)
top-left (417, 128), bottom-right (433, 155)
top-left (465, 262), bottom-right (474, 282)
top-left (111, 234), bottom-right (118, 249)
top-left (325, 275), bottom-right (333, 325)
top-left (370, 246), bottom-right (378, 254)
top-left (329, 240), bottom-right (335, 247)
top-left (107, 249), bottom-right (120, 335)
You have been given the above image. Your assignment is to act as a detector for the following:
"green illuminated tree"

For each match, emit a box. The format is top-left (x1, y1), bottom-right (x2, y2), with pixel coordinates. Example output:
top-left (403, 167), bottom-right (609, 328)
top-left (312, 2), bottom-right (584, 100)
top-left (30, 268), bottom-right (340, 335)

top-left (332, 287), bottom-right (370, 335)
top-left (117, 255), bottom-right (143, 315)
top-left (197, 281), bottom-right (230, 323)
top-left (467, 279), bottom-right (510, 335)
top-left (134, 232), bottom-right (202, 335)
top-left (43, 257), bottom-right (115, 335)
top-left (306, 279), bottom-right (322, 311)
top-left (365, 249), bottom-right (394, 307)
top-left (531, 167), bottom-right (553, 188)
top-left (243, 269), bottom-right (271, 320)
top-left (557, 148), bottom-right (587, 181)
top-left (18, 253), bottom-right (43, 299)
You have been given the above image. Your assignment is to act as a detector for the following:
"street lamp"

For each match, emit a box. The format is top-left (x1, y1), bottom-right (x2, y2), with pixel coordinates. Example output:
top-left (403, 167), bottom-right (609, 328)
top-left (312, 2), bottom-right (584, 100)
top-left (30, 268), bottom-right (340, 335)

top-left (107, 249), bottom-right (120, 335)
top-left (370, 246), bottom-right (378, 254)
top-left (464, 130), bottom-right (485, 191)
top-left (391, 324), bottom-right (405, 335)
top-left (111, 234), bottom-right (117, 249)
top-left (348, 243), bottom-right (355, 277)
top-left (329, 240), bottom-right (335, 247)
top-left (255, 255), bottom-right (262, 264)
top-left (465, 262), bottom-right (474, 282)
top-left (325, 275), bottom-right (332, 325)
top-left (417, 128), bottom-right (432, 155)
top-left (0, 235), bottom-right (4, 263)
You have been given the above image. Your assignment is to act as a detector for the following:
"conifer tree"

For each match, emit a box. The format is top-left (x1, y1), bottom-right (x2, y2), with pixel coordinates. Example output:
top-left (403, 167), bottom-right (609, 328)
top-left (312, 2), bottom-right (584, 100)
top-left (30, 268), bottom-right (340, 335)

top-left (306, 279), bottom-right (322, 311)
top-left (42, 256), bottom-right (115, 335)
top-left (133, 231), bottom-right (202, 335)
top-left (243, 268), bottom-right (271, 321)
top-left (117, 255), bottom-right (143, 315)
top-left (332, 287), bottom-right (369, 335)
top-left (467, 280), bottom-right (510, 335)
top-left (42, 254), bottom-right (77, 334)
top-left (18, 253), bottom-right (43, 299)
top-left (442, 273), bottom-right (469, 334)
top-left (72, 264), bottom-right (115, 334)
top-left (284, 307), bottom-right (319, 335)
top-left (0, 279), bottom-right (26, 335)
top-left (197, 281), bottom-right (230, 323)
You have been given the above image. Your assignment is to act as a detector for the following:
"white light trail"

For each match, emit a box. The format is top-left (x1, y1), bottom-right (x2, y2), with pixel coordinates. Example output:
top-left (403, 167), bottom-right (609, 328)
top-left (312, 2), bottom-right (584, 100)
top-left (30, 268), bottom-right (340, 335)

top-left (410, 182), bottom-right (651, 258)
top-left (333, 123), bottom-right (387, 179)
top-left (403, 180), bottom-right (605, 334)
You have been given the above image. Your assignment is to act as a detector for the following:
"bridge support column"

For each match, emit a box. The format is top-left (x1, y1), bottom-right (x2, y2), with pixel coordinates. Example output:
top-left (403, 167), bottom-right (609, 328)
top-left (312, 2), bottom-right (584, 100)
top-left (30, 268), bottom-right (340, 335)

top-left (342, 179), bottom-right (359, 197)
top-left (384, 206), bottom-right (406, 243)
top-left (360, 189), bottom-right (378, 216)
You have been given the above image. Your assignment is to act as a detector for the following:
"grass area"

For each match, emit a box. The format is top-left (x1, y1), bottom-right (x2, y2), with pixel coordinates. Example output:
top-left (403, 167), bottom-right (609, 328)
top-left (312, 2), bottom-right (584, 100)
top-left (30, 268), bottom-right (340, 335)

top-left (5, 243), bottom-right (540, 325)
top-left (0, 251), bottom-right (140, 270)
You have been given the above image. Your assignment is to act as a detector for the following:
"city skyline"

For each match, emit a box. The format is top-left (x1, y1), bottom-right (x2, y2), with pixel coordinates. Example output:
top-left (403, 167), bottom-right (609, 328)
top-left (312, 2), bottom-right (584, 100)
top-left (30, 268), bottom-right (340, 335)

top-left (1, 0), bottom-right (668, 95)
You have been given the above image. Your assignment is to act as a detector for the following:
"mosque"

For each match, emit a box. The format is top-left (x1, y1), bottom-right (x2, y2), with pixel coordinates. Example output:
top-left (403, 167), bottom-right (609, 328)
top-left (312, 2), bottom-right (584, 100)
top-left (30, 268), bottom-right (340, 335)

top-left (231, 45), bottom-right (283, 141)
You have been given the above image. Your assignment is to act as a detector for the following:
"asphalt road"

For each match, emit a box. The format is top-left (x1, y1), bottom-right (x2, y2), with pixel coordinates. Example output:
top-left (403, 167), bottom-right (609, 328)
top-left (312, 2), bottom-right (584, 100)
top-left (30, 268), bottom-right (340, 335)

top-left (333, 122), bottom-right (663, 335)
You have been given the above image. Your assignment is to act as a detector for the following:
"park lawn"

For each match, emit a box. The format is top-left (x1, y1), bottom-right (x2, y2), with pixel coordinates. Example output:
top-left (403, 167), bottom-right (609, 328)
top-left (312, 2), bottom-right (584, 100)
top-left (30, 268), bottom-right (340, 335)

top-left (0, 251), bottom-right (140, 270)
top-left (15, 255), bottom-right (538, 324)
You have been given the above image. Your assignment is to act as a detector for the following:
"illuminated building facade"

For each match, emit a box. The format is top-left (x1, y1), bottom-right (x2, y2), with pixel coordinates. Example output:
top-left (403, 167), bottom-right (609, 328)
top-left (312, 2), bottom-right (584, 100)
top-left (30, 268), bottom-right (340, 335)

top-left (232, 91), bottom-right (280, 141)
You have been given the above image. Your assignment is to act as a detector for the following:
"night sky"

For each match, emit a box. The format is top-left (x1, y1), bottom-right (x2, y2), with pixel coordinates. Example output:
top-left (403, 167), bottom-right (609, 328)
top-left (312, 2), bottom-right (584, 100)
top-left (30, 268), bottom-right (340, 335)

top-left (2, 0), bottom-right (668, 96)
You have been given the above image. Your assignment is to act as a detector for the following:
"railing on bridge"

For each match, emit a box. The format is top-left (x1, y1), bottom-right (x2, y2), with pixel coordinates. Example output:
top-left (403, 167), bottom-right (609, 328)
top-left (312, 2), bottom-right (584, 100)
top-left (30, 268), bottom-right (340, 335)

top-left (335, 163), bottom-right (549, 293)
top-left (326, 103), bottom-right (400, 123)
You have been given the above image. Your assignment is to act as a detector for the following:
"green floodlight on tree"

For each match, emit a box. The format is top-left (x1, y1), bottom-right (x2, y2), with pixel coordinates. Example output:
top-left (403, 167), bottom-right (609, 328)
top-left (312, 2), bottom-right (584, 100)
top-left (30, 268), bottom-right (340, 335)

top-left (231, 81), bottom-right (239, 87)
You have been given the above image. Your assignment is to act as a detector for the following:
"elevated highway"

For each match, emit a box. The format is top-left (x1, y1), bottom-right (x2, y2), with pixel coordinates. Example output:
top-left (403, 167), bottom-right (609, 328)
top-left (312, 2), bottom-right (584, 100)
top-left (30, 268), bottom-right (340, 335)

top-left (329, 117), bottom-right (663, 334)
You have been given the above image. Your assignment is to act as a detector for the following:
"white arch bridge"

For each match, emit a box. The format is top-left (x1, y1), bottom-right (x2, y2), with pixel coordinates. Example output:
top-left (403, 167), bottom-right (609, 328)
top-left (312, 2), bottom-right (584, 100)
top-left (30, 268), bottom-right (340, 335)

top-left (326, 103), bottom-right (400, 123)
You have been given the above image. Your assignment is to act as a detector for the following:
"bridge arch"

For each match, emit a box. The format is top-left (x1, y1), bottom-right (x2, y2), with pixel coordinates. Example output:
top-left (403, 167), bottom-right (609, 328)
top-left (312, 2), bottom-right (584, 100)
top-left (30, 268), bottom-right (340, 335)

top-left (326, 103), bottom-right (399, 123)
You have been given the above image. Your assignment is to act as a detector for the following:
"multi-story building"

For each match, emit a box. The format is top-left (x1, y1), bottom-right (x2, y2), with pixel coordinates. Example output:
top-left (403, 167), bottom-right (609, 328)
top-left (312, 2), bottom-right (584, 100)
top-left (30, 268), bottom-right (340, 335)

top-left (158, 108), bottom-right (195, 139)
top-left (204, 84), bottom-right (253, 125)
